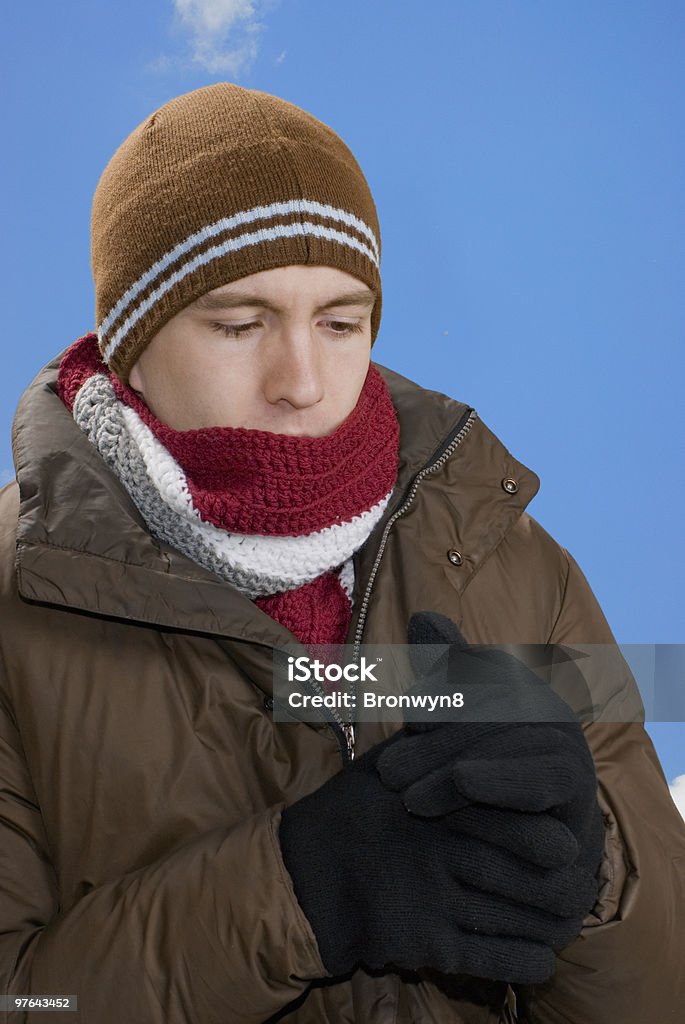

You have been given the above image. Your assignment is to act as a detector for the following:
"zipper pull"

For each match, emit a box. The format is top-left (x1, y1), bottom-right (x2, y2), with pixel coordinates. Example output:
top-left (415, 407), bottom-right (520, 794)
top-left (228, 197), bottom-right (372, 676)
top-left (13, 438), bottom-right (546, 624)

top-left (343, 722), bottom-right (355, 762)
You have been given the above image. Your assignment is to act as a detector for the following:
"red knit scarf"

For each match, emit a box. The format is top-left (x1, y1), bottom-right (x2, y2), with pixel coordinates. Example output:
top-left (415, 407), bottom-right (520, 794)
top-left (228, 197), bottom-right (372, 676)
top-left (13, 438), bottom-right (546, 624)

top-left (57, 334), bottom-right (400, 648)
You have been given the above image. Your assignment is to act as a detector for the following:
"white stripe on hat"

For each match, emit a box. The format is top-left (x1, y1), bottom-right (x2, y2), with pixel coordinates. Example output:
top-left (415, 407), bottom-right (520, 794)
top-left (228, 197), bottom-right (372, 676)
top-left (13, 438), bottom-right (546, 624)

top-left (98, 198), bottom-right (379, 342)
top-left (101, 218), bottom-right (379, 365)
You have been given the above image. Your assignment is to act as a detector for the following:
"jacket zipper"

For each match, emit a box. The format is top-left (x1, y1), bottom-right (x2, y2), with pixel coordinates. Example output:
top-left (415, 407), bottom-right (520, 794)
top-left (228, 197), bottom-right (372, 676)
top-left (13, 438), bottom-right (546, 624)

top-left (330, 407), bottom-right (478, 764)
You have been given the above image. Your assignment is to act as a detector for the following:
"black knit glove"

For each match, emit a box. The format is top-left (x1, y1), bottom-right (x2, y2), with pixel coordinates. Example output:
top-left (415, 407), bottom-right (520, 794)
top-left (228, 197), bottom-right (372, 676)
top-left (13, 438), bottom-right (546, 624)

top-left (279, 728), bottom-right (593, 986)
top-left (376, 612), bottom-right (606, 913)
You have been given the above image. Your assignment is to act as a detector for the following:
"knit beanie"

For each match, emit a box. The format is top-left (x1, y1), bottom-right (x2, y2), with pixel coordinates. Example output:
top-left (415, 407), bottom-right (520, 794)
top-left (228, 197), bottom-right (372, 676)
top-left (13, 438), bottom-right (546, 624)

top-left (91, 82), bottom-right (382, 383)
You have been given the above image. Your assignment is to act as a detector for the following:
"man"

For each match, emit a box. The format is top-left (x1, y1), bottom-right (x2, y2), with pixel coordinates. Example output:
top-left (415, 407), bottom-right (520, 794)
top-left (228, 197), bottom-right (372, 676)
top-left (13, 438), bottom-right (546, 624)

top-left (0, 82), bottom-right (683, 1023)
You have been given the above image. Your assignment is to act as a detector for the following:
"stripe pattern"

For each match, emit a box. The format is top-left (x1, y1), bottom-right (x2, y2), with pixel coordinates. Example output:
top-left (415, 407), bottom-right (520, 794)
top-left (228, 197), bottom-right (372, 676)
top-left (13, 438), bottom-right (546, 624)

top-left (72, 373), bottom-right (391, 600)
top-left (98, 199), bottom-right (381, 368)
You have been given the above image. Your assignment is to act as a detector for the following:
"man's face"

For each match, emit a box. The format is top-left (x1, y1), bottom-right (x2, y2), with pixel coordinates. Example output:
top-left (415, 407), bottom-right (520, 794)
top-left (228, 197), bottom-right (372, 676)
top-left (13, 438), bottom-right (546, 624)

top-left (128, 265), bottom-right (376, 436)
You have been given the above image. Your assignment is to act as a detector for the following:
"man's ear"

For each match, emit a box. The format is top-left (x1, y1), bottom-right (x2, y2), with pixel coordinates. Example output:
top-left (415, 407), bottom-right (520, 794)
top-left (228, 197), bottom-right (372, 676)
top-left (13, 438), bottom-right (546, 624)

top-left (128, 362), bottom-right (144, 395)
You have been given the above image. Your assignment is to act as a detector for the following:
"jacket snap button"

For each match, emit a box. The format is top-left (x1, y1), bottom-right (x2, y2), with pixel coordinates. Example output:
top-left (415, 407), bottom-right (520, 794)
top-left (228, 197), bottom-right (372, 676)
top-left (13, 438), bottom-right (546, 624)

top-left (264, 696), bottom-right (274, 711)
top-left (447, 549), bottom-right (463, 566)
top-left (502, 478), bottom-right (519, 494)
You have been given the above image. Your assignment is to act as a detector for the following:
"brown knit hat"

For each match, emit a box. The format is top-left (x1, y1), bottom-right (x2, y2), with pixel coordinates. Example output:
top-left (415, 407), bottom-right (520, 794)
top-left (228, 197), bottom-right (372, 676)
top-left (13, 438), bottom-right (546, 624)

top-left (90, 83), bottom-right (382, 382)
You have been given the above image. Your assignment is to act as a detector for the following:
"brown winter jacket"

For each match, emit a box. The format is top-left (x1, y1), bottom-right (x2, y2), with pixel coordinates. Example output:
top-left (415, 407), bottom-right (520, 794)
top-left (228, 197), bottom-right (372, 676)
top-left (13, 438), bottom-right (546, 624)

top-left (1, 350), bottom-right (684, 1023)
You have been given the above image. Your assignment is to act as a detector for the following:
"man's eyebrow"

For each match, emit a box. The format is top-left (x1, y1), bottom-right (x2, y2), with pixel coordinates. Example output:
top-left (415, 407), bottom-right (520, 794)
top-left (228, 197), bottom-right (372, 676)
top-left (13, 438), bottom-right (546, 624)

top-left (191, 287), bottom-right (377, 313)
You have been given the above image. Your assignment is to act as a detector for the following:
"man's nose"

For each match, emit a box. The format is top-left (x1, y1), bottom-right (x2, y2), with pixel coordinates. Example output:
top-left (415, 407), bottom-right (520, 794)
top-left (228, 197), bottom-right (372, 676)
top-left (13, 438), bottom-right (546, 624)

top-left (263, 325), bottom-right (325, 409)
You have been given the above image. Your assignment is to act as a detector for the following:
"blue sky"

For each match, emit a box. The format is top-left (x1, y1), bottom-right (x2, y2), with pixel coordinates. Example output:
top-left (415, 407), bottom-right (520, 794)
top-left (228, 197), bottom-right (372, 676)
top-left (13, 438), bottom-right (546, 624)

top-left (1, 2), bottom-right (683, 805)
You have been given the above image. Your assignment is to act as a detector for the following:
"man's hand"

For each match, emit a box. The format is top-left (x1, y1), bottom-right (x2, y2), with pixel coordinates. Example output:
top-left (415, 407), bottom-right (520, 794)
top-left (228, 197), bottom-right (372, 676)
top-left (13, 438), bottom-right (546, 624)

top-left (376, 611), bottom-right (607, 930)
top-left (280, 727), bottom-right (589, 985)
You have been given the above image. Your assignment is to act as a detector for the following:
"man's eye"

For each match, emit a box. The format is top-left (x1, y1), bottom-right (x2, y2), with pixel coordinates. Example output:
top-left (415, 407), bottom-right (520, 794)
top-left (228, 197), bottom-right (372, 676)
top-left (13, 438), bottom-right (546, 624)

top-left (208, 320), bottom-right (364, 339)
top-left (210, 322), bottom-right (259, 338)
top-left (326, 320), bottom-right (364, 336)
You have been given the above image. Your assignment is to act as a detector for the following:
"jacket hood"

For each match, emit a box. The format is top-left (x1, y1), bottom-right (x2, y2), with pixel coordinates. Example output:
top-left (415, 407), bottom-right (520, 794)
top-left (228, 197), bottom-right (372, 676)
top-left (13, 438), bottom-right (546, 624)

top-left (11, 348), bottom-right (540, 657)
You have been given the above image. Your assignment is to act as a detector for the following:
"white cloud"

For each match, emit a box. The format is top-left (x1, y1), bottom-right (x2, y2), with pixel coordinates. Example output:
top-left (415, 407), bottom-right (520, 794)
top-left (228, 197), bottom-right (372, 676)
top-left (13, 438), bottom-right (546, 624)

top-left (670, 774), bottom-right (685, 822)
top-left (146, 54), bottom-right (175, 74)
top-left (163, 0), bottom-right (276, 77)
top-left (275, 48), bottom-right (287, 64)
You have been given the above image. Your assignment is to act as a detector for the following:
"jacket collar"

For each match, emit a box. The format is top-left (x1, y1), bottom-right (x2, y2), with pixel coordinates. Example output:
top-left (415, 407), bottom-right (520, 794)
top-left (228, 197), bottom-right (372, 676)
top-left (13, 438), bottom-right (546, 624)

top-left (12, 348), bottom-right (539, 655)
